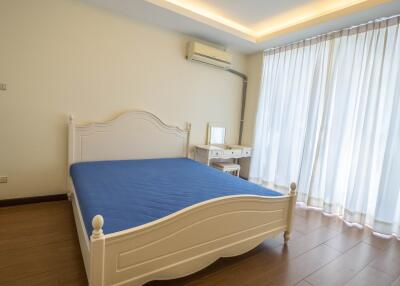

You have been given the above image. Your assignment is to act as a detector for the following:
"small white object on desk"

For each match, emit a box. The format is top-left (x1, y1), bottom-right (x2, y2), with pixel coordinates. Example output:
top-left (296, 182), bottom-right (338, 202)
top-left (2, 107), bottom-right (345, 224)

top-left (194, 144), bottom-right (252, 166)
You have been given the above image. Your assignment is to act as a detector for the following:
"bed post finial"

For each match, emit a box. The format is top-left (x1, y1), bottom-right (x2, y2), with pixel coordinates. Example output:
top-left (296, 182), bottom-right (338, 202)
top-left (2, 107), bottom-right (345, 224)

top-left (90, 214), bottom-right (105, 285)
top-left (91, 215), bottom-right (104, 239)
top-left (289, 182), bottom-right (297, 195)
top-left (69, 114), bottom-right (74, 123)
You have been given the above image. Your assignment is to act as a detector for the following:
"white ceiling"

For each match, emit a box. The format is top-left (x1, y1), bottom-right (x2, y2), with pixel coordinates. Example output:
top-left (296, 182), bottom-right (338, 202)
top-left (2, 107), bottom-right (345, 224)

top-left (82, 0), bottom-right (400, 54)
top-left (174, 0), bottom-right (316, 29)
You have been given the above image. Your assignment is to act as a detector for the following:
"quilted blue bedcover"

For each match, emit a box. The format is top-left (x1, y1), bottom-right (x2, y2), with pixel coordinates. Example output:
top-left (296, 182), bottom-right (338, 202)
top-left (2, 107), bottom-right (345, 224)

top-left (70, 158), bottom-right (282, 236)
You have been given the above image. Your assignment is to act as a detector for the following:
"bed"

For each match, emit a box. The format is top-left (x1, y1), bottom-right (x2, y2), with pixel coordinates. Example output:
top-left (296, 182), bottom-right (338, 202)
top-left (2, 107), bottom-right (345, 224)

top-left (67, 110), bottom-right (297, 286)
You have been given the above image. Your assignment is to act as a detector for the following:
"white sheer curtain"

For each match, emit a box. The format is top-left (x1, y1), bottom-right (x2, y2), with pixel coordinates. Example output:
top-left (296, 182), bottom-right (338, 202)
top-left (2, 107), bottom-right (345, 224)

top-left (250, 16), bottom-right (400, 237)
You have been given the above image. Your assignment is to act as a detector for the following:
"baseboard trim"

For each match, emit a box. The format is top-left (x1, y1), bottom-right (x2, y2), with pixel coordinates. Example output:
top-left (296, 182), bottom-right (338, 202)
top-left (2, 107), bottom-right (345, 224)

top-left (0, 194), bottom-right (68, 207)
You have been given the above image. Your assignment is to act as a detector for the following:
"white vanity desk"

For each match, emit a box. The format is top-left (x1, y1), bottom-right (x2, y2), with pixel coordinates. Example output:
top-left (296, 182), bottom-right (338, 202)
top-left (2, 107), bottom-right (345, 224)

top-left (194, 145), bottom-right (252, 166)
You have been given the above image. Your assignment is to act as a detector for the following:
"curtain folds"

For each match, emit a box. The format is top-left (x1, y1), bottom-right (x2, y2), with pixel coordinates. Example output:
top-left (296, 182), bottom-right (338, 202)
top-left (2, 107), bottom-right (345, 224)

top-left (250, 16), bottom-right (400, 237)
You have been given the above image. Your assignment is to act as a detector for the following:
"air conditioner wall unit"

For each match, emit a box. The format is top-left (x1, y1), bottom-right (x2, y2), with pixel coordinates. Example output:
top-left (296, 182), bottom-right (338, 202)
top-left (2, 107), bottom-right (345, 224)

top-left (187, 41), bottom-right (232, 69)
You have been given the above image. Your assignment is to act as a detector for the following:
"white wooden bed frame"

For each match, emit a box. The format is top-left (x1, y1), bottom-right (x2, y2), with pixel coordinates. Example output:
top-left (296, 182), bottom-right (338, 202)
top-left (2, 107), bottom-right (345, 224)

top-left (67, 110), bottom-right (297, 286)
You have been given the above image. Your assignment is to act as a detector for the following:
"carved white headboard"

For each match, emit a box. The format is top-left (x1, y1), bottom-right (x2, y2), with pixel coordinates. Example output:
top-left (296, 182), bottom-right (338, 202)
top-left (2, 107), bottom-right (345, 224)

top-left (68, 110), bottom-right (191, 166)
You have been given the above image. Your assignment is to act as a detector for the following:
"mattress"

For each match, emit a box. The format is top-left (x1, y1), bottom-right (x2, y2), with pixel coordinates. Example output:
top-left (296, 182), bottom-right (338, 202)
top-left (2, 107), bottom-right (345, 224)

top-left (70, 158), bottom-right (282, 236)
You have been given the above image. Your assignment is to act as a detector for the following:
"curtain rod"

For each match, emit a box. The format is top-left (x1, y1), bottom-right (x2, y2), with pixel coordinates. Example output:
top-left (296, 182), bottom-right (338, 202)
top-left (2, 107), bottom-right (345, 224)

top-left (264, 13), bottom-right (400, 54)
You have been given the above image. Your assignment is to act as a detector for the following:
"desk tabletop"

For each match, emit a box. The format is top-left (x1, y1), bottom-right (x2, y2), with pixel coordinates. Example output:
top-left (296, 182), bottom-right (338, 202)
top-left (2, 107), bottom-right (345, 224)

top-left (195, 144), bottom-right (251, 151)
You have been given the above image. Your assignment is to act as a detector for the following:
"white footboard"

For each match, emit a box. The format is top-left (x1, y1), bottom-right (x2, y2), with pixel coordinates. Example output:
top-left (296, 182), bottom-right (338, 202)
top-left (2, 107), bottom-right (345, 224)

top-left (88, 186), bottom-right (296, 286)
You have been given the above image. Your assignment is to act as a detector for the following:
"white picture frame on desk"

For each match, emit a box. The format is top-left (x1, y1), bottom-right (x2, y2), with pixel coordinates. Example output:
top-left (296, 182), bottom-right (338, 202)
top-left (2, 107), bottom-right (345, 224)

top-left (207, 123), bottom-right (226, 145)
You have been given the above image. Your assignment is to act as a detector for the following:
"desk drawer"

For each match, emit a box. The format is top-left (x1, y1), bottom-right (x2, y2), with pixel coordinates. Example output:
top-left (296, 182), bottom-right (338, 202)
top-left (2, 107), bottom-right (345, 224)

top-left (211, 150), bottom-right (223, 157)
top-left (222, 149), bottom-right (242, 157)
top-left (242, 149), bottom-right (251, 157)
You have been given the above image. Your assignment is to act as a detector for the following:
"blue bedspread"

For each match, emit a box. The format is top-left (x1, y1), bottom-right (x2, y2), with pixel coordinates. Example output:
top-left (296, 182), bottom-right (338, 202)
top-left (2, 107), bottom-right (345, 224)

top-left (70, 158), bottom-right (282, 236)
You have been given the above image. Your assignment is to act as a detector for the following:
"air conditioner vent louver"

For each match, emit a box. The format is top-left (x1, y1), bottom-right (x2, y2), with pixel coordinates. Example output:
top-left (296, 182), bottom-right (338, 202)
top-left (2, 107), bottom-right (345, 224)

top-left (187, 41), bottom-right (232, 69)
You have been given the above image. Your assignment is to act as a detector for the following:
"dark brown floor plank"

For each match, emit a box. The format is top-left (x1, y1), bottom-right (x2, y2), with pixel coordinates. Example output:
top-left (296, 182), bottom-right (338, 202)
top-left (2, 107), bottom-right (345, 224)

top-left (368, 239), bottom-right (400, 279)
top-left (0, 272), bottom-right (59, 286)
top-left (244, 244), bottom-right (341, 286)
top-left (344, 266), bottom-right (395, 286)
top-left (305, 242), bottom-right (383, 286)
top-left (280, 226), bottom-right (339, 259)
top-left (0, 201), bottom-right (87, 286)
top-left (323, 226), bottom-right (366, 253)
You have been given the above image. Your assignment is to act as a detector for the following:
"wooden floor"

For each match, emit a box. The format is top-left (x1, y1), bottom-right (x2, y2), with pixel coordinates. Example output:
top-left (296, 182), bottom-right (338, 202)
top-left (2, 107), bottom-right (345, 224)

top-left (1, 201), bottom-right (399, 286)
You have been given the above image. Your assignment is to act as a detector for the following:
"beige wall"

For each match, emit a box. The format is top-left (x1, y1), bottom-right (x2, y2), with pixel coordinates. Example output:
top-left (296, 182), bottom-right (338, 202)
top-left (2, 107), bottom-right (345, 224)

top-left (0, 0), bottom-right (248, 199)
top-left (242, 52), bottom-right (264, 146)
top-left (240, 52), bottom-right (264, 178)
